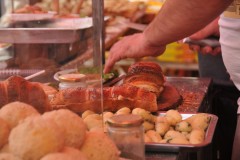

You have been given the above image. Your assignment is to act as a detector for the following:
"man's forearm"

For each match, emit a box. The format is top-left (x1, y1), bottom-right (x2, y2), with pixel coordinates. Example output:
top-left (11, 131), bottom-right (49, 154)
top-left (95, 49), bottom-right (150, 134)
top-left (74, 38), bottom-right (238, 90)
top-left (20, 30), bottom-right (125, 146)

top-left (143, 0), bottom-right (232, 47)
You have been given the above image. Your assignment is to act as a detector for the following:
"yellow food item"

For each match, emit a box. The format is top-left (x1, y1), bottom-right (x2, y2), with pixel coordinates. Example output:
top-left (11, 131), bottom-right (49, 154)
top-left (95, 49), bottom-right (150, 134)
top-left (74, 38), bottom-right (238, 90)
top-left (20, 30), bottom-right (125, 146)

top-left (165, 109), bottom-right (182, 126)
top-left (103, 112), bottom-right (114, 123)
top-left (143, 121), bottom-right (155, 131)
top-left (0, 101), bottom-right (40, 129)
top-left (155, 117), bottom-right (170, 136)
top-left (0, 143), bottom-right (9, 153)
top-left (146, 130), bottom-right (162, 142)
top-left (81, 110), bottom-right (95, 119)
top-left (189, 129), bottom-right (205, 144)
top-left (40, 147), bottom-right (87, 160)
top-left (169, 137), bottom-right (190, 144)
top-left (189, 114), bottom-right (211, 131)
top-left (115, 107), bottom-right (131, 115)
top-left (0, 118), bottom-right (10, 149)
top-left (164, 130), bottom-right (186, 140)
top-left (144, 134), bottom-right (152, 143)
top-left (80, 131), bottom-right (120, 160)
top-left (175, 121), bottom-right (192, 132)
top-left (132, 108), bottom-right (153, 122)
top-left (0, 153), bottom-right (21, 160)
top-left (83, 114), bottom-right (103, 130)
top-left (9, 116), bottom-right (64, 160)
top-left (42, 109), bottom-right (87, 148)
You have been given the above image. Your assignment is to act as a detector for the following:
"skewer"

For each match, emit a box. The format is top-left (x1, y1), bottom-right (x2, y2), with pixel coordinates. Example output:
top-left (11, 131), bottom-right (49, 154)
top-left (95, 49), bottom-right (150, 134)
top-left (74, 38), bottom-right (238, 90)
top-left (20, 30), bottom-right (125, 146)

top-left (24, 70), bottom-right (45, 80)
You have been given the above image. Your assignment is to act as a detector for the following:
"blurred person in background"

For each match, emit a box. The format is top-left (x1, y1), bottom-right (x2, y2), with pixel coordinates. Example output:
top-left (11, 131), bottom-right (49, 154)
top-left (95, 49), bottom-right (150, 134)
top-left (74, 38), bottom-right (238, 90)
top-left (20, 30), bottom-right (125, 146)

top-left (104, 0), bottom-right (240, 160)
top-left (188, 17), bottom-right (240, 160)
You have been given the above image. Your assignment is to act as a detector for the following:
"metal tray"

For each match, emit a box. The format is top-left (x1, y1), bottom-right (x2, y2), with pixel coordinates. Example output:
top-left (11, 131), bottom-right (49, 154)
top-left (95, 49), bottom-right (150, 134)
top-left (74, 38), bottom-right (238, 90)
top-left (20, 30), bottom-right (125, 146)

top-left (145, 113), bottom-right (218, 152)
top-left (0, 17), bottom-right (93, 43)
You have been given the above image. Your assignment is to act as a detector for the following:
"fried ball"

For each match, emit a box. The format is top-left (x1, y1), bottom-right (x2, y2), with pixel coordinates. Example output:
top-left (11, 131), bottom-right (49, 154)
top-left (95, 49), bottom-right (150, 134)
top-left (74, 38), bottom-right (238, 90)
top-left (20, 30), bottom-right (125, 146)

top-left (143, 121), bottom-right (155, 131)
top-left (155, 117), bottom-right (170, 136)
top-left (175, 121), bottom-right (192, 132)
top-left (0, 143), bottom-right (10, 153)
top-left (9, 116), bottom-right (64, 160)
top-left (132, 108), bottom-right (153, 122)
top-left (41, 147), bottom-right (87, 160)
top-left (103, 112), bottom-right (114, 132)
top-left (103, 112), bottom-right (114, 123)
top-left (164, 130), bottom-right (186, 140)
top-left (80, 131), bottom-right (120, 160)
top-left (189, 129), bottom-right (205, 144)
top-left (81, 110), bottom-right (95, 119)
top-left (165, 110), bottom-right (182, 126)
top-left (0, 101), bottom-right (40, 129)
top-left (169, 137), bottom-right (190, 144)
top-left (83, 114), bottom-right (103, 130)
top-left (0, 153), bottom-right (21, 160)
top-left (146, 130), bottom-right (162, 142)
top-left (115, 107), bottom-right (131, 115)
top-left (189, 115), bottom-right (210, 131)
top-left (144, 134), bottom-right (152, 143)
top-left (0, 118), bottom-right (10, 149)
top-left (42, 109), bottom-right (87, 148)
top-left (185, 113), bottom-right (210, 124)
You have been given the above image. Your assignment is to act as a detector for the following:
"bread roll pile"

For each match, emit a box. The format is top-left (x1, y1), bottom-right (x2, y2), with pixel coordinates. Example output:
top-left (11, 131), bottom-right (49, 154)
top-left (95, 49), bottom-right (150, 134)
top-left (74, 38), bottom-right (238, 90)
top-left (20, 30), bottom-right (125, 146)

top-left (0, 101), bottom-right (120, 160)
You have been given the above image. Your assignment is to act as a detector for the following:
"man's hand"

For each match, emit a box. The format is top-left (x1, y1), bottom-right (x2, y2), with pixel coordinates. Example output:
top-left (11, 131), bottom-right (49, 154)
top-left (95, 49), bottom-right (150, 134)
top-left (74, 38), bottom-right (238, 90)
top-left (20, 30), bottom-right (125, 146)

top-left (189, 17), bottom-right (221, 55)
top-left (104, 33), bottom-right (166, 73)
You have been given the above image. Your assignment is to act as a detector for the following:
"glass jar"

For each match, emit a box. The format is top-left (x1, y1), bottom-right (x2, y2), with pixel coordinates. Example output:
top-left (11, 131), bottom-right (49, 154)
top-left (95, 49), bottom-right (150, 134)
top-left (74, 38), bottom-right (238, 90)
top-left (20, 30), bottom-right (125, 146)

top-left (107, 114), bottom-right (145, 160)
top-left (58, 73), bottom-right (87, 90)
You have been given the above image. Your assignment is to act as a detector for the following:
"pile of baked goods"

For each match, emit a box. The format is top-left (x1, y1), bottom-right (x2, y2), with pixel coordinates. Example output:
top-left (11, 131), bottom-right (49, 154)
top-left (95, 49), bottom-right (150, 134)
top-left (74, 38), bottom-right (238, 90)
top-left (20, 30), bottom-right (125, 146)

top-left (51, 61), bottom-right (166, 113)
top-left (80, 107), bottom-right (211, 145)
top-left (0, 61), bottom-right (166, 114)
top-left (0, 76), bottom-right (51, 114)
top-left (0, 101), bottom-right (120, 160)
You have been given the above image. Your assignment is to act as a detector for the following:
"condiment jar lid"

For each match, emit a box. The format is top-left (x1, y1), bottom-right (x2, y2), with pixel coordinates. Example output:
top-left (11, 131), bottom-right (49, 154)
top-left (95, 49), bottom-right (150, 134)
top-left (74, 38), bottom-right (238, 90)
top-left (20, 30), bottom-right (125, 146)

top-left (107, 114), bottom-right (143, 127)
top-left (58, 73), bottom-right (86, 82)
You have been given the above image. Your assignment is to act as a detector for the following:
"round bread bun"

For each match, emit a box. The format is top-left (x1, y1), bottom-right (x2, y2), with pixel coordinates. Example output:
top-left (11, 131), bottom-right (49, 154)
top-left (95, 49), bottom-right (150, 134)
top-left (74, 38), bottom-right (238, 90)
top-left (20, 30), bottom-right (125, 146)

top-left (0, 143), bottom-right (10, 153)
top-left (0, 118), bottom-right (10, 149)
top-left (0, 101), bottom-right (40, 129)
top-left (0, 153), bottom-right (21, 160)
top-left (9, 116), bottom-right (64, 160)
top-left (42, 109), bottom-right (87, 148)
top-left (80, 131), bottom-right (120, 160)
top-left (40, 147), bottom-right (87, 160)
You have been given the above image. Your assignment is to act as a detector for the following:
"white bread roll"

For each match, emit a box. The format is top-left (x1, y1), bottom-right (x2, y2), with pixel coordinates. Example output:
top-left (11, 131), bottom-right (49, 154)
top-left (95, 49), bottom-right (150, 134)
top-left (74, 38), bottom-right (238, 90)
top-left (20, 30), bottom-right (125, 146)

top-left (41, 147), bottom-right (87, 160)
top-left (42, 109), bottom-right (87, 148)
top-left (80, 131), bottom-right (120, 160)
top-left (0, 101), bottom-right (40, 129)
top-left (0, 118), bottom-right (10, 149)
top-left (9, 116), bottom-right (64, 160)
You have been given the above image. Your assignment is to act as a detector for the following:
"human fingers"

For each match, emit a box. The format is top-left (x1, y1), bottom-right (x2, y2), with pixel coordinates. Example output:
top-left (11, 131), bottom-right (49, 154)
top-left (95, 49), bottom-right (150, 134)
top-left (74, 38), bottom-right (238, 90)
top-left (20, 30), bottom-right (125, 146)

top-left (189, 45), bottom-right (200, 52)
top-left (211, 46), bottom-right (221, 56)
top-left (201, 46), bottom-right (213, 55)
top-left (104, 43), bottom-right (125, 73)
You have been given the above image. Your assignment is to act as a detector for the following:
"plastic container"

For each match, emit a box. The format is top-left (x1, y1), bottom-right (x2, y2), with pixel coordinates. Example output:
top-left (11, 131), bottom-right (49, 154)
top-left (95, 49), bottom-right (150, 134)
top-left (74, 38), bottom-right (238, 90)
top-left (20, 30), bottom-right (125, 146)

top-left (107, 114), bottom-right (145, 160)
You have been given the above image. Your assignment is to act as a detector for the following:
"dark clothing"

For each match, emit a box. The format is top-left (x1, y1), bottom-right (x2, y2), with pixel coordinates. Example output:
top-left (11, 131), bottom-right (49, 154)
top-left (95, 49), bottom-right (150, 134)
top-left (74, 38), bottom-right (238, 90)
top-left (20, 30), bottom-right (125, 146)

top-left (198, 52), bottom-right (240, 160)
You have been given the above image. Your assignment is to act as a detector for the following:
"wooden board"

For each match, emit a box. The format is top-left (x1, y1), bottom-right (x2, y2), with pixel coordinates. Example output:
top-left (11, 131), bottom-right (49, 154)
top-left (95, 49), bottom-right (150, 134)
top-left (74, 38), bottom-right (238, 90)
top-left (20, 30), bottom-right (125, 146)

top-left (157, 82), bottom-right (183, 111)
